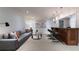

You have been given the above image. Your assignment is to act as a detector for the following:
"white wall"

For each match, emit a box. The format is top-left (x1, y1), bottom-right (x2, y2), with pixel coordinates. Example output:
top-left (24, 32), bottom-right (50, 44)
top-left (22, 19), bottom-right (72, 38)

top-left (52, 14), bottom-right (76, 28)
top-left (69, 15), bottom-right (76, 28)
top-left (58, 14), bottom-right (76, 28)
top-left (76, 8), bottom-right (79, 42)
top-left (45, 18), bottom-right (53, 34)
top-left (25, 19), bottom-right (36, 34)
top-left (76, 8), bottom-right (79, 28)
top-left (25, 19), bottom-right (46, 34)
top-left (24, 17), bottom-right (54, 34)
top-left (0, 8), bottom-right (25, 34)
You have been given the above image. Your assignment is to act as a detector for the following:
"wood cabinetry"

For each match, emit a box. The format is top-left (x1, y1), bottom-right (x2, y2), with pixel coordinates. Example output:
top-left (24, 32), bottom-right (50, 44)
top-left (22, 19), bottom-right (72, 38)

top-left (66, 28), bottom-right (78, 45)
top-left (52, 28), bottom-right (78, 45)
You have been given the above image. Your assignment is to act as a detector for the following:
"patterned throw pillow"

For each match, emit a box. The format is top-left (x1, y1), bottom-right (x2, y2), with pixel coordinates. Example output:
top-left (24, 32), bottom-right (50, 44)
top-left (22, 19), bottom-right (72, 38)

top-left (15, 31), bottom-right (21, 38)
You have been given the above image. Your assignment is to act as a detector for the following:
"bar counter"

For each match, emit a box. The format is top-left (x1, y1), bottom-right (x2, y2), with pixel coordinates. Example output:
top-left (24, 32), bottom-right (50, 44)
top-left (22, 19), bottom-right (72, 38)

top-left (51, 28), bottom-right (78, 45)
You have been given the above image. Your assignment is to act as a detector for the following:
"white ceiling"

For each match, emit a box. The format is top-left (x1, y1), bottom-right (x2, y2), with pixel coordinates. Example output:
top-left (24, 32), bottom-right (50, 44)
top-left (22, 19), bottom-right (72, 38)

top-left (0, 7), bottom-right (76, 20)
top-left (16, 7), bottom-right (76, 20)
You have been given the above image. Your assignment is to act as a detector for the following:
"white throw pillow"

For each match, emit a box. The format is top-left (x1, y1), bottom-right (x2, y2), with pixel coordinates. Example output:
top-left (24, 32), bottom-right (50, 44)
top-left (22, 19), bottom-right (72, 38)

top-left (10, 32), bottom-right (17, 39)
top-left (3, 33), bottom-right (8, 39)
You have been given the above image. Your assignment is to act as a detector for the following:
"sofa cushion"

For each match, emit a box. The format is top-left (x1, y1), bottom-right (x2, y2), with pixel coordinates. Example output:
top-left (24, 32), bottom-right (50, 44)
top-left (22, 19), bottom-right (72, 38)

top-left (18, 32), bottom-right (31, 41)
top-left (21, 30), bottom-right (26, 34)
top-left (0, 39), bottom-right (17, 50)
top-left (0, 39), bottom-right (17, 41)
top-left (18, 33), bottom-right (27, 41)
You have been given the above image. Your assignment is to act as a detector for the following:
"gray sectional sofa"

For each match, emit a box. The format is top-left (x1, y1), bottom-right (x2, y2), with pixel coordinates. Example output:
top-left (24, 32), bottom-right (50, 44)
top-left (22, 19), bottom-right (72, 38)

top-left (18, 32), bottom-right (31, 47)
top-left (0, 32), bottom-right (31, 51)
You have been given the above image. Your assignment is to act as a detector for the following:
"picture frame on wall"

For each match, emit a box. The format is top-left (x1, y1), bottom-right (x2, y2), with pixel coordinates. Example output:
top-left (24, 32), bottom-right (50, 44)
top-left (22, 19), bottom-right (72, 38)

top-left (35, 22), bottom-right (46, 28)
